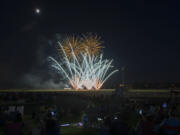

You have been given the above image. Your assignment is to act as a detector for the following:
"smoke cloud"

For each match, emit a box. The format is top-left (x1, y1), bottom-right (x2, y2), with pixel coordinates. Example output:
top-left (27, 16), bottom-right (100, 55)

top-left (19, 34), bottom-right (68, 89)
top-left (21, 73), bottom-right (66, 89)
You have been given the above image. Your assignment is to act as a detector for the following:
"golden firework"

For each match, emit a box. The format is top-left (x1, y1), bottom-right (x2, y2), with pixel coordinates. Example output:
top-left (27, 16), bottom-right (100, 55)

top-left (59, 34), bottom-right (103, 59)
top-left (81, 34), bottom-right (103, 56)
top-left (59, 36), bottom-right (83, 59)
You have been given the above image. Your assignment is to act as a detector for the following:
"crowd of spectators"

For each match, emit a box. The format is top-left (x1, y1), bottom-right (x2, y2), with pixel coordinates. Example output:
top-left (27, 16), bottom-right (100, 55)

top-left (0, 92), bottom-right (180, 135)
top-left (98, 98), bottom-right (180, 135)
top-left (0, 104), bottom-right (60, 135)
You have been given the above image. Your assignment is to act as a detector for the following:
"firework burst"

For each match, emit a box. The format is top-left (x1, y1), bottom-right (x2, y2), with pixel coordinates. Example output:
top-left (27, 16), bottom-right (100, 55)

top-left (59, 34), bottom-right (103, 59)
top-left (81, 34), bottom-right (103, 56)
top-left (59, 36), bottom-right (84, 59)
top-left (49, 42), bottom-right (118, 90)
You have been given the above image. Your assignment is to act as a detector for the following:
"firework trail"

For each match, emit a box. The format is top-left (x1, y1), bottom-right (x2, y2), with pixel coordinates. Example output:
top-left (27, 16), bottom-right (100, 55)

top-left (49, 42), bottom-right (118, 90)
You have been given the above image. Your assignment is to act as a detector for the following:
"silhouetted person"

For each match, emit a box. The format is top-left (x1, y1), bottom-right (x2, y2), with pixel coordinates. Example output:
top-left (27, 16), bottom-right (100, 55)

top-left (45, 113), bottom-right (60, 135)
top-left (160, 110), bottom-right (180, 135)
top-left (100, 117), bottom-right (111, 135)
top-left (4, 113), bottom-right (23, 135)
top-left (136, 113), bottom-right (155, 135)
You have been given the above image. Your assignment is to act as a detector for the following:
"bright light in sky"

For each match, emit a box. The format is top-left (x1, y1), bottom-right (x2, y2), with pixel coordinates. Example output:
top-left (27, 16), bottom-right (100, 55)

top-left (49, 43), bottom-right (118, 90)
top-left (35, 8), bottom-right (40, 14)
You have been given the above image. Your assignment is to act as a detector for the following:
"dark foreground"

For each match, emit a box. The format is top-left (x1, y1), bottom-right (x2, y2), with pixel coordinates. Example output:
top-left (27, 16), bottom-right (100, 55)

top-left (0, 89), bottom-right (180, 135)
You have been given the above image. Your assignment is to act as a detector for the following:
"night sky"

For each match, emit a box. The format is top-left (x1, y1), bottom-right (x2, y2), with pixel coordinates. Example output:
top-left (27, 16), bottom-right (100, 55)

top-left (0, 0), bottom-right (180, 88)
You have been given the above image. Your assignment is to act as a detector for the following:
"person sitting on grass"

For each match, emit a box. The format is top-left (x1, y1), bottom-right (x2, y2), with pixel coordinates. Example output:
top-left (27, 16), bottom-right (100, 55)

top-left (4, 112), bottom-right (24, 135)
top-left (135, 111), bottom-right (155, 135)
top-left (160, 110), bottom-right (180, 135)
top-left (99, 116), bottom-right (111, 135)
top-left (110, 112), bottom-right (129, 135)
top-left (31, 120), bottom-right (42, 135)
top-left (0, 108), bottom-right (5, 129)
top-left (82, 111), bottom-right (88, 128)
top-left (45, 112), bottom-right (60, 135)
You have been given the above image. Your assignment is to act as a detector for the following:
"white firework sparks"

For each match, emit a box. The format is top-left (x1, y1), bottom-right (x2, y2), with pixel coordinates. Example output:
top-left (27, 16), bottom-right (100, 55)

top-left (49, 42), bottom-right (118, 90)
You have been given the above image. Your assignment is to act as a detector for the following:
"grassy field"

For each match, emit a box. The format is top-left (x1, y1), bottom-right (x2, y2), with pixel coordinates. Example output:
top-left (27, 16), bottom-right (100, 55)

top-left (127, 89), bottom-right (170, 93)
top-left (1, 88), bottom-right (179, 99)
top-left (0, 88), bottom-right (114, 135)
top-left (61, 127), bottom-right (98, 135)
top-left (0, 89), bottom-right (115, 92)
top-left (2, 88), bottom-right (180, 99)
top-left (124, 89), bottom-right (180, 103)
top-left (1, 88), bottom-right (180, 134)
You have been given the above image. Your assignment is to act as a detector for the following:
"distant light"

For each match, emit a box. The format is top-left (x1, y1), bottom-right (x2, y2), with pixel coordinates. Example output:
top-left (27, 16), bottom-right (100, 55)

top-left (97, 117), bottom-right (103, 121)
top-left (35, 8), bottom-right (40, 14)
top-left (60, 123), bottom-right (70, 127)
top-left (78, 122), bottom-right (83, 127)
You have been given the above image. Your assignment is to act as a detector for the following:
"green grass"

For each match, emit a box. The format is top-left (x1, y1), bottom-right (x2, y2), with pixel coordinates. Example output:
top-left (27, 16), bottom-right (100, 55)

top-left (61, 127), bottom-right (98, 135)
top-left (24, 114), bottom-right (98, 135)
top-left (60, 114), bottom-right (82, 124)
top-left (128, 89), bottom-right (170, 93)
top-left (0, 89), bottom-right (114, 92)
top-left (124, 89), bottom-right (180, 98)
